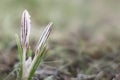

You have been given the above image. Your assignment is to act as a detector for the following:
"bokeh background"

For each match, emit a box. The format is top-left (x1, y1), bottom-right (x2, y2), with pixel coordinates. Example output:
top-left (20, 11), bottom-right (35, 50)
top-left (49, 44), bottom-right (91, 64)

top-left (1, 0), bottom-right (120, 80)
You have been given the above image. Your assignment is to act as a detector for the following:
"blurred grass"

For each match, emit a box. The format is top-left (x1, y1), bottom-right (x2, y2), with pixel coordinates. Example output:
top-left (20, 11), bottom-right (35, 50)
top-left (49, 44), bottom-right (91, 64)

top-left (0, 0), bottom-right (120, 50)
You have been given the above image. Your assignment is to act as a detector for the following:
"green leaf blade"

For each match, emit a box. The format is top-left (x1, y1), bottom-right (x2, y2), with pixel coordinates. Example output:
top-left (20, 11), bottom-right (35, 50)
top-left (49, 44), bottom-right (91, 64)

top-left (28, 47), bottom-right (47, 80)
top-left (15, 34), bottom-right (23, 80)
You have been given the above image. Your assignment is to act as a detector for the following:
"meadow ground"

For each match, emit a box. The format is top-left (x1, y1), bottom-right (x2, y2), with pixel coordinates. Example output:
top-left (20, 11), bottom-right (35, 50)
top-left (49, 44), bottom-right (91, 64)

top-left (0, 0), bottom-right (120, 80)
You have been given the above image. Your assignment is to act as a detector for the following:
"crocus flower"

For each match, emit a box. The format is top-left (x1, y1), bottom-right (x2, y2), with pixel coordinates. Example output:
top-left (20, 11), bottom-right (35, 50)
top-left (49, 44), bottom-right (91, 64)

top-left (19, 9), bottom-right (52, 80)
top-left (21, 10), bottom-right (31, 48)
top-left (35, 22), bottom-right (52, 54)
top-left (21, 10), bottom-right (31, 79)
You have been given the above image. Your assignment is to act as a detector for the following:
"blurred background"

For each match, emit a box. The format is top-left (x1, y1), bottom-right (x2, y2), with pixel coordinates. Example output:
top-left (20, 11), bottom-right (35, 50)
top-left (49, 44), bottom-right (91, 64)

top-left (0, 0), bottom-right (120, 80)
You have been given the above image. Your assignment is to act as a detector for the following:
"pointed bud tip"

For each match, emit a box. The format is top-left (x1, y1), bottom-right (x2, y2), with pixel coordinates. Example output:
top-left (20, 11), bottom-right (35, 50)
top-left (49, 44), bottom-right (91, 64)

top-left (23, 9), bottom-right (28, 13)
top-left (22, 9), bottom-right (31, 17)
top-left (49, 22), bottom-right (53, 27)
top-left (47, 22), bottom-right (53, 30)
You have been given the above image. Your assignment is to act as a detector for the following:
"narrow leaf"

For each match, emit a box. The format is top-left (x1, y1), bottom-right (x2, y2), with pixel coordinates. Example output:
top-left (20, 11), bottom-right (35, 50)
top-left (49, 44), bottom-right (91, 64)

top-left (28, 46), bottom-right (47, 80)
top-left (15, 34), bottom-right (23, 80)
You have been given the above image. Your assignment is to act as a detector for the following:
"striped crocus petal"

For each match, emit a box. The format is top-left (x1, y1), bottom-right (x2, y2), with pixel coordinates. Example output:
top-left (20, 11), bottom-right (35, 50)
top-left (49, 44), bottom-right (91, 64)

top-left (35, 22), bottom-right (52, 54)
top-left (21, 10), bottom-right (31, 48)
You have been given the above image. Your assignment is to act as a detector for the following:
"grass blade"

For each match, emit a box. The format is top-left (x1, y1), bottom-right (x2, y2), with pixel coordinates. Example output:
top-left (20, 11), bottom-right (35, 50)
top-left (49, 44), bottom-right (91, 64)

top-left (28, 46), bottom-right (47, 80)
top-left (15, 34), bottom-right (23, 80)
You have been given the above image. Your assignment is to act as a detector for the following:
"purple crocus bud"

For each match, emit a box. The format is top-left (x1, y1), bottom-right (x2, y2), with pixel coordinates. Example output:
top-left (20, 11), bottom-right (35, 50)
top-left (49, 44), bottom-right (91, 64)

top-left (21, 10), bottom-right (31, 48)
top-left (35, 22), bottom-right (52, 54)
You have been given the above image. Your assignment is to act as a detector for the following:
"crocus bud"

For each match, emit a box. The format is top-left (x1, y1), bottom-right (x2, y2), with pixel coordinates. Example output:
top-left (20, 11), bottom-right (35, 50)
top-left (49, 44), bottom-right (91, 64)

top-left (21, 10), bottom-right (31, 48)
top-left (35, 22), bottom-right (52, 54)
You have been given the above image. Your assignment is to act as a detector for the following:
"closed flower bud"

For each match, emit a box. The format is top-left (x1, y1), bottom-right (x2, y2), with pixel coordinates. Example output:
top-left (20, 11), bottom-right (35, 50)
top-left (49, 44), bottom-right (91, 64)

top-left (35, 22), bottom-right (52, 54)
top-left (21, 10), bottom-right (31, 48)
